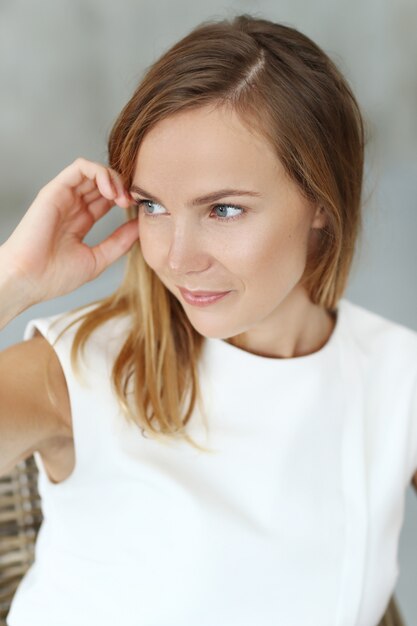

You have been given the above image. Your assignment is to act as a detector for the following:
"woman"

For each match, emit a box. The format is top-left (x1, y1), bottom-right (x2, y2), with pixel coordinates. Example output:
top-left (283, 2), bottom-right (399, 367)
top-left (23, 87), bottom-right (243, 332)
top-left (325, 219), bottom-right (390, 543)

top-left (0, 13), bottom-right (414, 626)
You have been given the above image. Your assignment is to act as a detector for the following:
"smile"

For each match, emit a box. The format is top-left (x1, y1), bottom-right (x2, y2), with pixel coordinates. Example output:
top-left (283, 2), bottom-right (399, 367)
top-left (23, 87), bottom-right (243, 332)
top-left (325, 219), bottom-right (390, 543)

top-left (178, 287), bottom-right (232, 307)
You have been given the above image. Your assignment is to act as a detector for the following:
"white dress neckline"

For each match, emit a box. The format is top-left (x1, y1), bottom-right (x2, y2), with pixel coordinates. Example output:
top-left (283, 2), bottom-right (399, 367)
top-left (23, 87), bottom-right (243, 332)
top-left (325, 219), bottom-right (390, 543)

top-left (204, 298), bottom-right (346, 369)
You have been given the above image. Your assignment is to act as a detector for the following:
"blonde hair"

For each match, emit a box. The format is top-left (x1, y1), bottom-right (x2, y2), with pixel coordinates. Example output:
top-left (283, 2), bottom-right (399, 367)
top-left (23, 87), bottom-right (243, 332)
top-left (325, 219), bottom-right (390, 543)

top-left (52, 13), bottom-right (365, 450)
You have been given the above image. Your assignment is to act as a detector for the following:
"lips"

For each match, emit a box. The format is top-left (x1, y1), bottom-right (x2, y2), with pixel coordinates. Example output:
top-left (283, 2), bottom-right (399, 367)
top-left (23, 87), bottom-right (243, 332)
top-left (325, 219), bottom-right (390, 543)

top-left (177, 286), bottom-right (232, 307)
top-left (177, 286), bottom-right (230, 297)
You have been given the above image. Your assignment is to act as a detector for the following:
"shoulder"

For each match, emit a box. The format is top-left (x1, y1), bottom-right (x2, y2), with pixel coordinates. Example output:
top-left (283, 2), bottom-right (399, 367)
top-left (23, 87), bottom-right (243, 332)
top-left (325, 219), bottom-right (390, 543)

top-left (31, 328), bottom-right (73, 434)
top-left (23, 302), bottom-right (128, 371)
top-left (22, 303), bottom-right (132, 421)
top-left (0, 328), bottom-right (72, 468)
top-left (341, 298), bottom-right (417, 368)
top-left (24, 302), bottom-right (132, 353)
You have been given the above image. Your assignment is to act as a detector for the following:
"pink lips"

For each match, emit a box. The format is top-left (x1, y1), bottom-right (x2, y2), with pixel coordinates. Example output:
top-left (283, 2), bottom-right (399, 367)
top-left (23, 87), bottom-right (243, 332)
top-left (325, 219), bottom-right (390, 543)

top-left (178, 286), bottom-right (229, 296)
top-left (177, 286), bottom-right (232, 307)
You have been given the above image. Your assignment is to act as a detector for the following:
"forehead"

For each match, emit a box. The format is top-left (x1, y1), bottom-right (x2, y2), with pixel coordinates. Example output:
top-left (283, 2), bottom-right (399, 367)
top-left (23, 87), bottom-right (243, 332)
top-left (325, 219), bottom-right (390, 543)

top-left (132, 105), bottom-right (284, 190)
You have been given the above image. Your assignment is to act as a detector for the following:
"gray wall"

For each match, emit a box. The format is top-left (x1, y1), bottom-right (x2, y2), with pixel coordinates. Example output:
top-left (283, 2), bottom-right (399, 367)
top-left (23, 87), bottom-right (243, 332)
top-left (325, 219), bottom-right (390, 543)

top-left (1, 0), bottom-right (416, 622)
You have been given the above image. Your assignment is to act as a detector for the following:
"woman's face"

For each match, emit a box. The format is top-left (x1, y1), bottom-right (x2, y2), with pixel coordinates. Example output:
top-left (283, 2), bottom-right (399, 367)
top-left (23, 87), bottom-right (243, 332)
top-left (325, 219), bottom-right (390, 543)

top-left (130, 104), bottom-right (326, 346)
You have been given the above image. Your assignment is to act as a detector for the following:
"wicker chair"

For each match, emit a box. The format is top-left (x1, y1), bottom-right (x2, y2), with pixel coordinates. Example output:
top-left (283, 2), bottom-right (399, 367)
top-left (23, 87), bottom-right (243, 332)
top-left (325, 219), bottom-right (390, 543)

top-left (0, 456), bottom-right (407, 626)
top-left (0, 456), bottom-right (43, 625)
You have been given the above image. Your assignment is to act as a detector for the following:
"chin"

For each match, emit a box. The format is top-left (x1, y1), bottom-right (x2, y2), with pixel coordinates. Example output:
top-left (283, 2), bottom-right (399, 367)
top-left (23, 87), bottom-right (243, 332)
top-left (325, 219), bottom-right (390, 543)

top-left (182, 316), bottom-right (231, 340)
top-left (184, 314), bottom-right (246, 341)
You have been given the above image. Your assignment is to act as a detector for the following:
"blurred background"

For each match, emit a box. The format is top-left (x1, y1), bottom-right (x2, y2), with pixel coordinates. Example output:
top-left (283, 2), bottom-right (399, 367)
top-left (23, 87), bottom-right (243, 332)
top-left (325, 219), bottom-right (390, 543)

top-left (0, 0), bottom-right (416, 621)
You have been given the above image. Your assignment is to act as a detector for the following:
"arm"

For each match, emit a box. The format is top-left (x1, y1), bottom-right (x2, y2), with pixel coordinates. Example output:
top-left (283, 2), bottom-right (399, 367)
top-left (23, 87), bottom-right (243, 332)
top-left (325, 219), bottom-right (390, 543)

top-left (0, 332), bottom-right (71, 478)
top-left (0, 157), bottom-right (137, 474)
top-left (0, 254), bottom-right (33, 331)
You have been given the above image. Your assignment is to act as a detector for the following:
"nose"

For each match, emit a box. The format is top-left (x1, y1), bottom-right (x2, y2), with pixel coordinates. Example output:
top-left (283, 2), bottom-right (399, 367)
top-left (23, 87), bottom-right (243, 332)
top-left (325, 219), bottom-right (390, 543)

top-left (166, 221), bottom-right (210, 274)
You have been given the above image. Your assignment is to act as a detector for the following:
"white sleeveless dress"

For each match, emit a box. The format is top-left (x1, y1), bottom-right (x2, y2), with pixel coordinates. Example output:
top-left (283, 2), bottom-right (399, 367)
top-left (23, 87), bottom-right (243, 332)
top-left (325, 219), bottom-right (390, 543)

top-left (6, 297), bottom-right (417, 626)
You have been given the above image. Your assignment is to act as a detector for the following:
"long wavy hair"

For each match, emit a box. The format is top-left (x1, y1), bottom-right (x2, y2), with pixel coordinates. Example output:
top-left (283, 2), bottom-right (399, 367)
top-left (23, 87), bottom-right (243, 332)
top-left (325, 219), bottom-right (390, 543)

top-left (50, 13), bottom-right (365, 450)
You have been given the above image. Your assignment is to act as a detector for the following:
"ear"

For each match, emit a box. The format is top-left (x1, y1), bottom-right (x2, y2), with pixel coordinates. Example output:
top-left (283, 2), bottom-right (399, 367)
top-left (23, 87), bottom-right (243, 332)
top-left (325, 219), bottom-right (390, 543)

top-left (311, 205), bottom-right (327, 229)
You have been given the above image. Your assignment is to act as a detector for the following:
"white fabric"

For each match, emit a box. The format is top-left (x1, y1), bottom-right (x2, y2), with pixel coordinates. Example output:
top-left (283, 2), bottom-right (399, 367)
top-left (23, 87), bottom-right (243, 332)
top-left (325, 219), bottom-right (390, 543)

top-left (6, 297), bottom-right (417, 626)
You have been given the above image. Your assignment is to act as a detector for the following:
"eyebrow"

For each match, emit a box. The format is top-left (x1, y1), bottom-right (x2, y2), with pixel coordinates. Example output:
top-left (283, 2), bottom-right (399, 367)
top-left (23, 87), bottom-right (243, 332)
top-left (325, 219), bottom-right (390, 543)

top-left (129, 184), bottom-right (262, 207)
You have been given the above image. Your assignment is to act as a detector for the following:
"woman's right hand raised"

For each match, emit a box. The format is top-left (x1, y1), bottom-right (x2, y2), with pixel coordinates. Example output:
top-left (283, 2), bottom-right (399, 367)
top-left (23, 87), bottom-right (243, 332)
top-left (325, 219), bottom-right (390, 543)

top-left (0, 157), bottom-right (139, 307)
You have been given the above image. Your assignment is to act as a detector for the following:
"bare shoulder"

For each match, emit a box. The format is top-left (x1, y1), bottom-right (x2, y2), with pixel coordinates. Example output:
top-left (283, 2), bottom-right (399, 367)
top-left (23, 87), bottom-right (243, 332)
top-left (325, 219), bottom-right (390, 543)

top-left (31, 328), bottom-right (73, 434)
top-left (0, 328), bottom-right (73, 475)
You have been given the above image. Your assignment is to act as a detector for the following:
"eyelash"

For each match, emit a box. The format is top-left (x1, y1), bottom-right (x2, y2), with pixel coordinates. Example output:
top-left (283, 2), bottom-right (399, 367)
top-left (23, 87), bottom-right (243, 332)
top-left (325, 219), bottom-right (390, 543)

top-left (132, 199), bottom-right (246, 222)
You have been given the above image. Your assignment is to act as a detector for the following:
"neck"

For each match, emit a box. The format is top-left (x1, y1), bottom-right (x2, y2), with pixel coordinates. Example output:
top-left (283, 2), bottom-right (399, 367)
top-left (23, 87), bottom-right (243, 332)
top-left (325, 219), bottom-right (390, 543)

top-left (225, 289), bottom-right (337, 359)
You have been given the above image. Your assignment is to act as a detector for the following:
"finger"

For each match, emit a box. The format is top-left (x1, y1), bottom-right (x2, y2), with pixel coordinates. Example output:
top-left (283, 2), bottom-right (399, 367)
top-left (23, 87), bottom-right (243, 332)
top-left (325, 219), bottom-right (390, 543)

top-left (89, 218), bottom-right (139, 279)
top-left (52, 158), bottom-right (115, 199)
top-left (107, 169), bottom-right (132, 208)
top-left (107, 167), bottom-right (129, 198)
top-left (86, 195), bottom-right (116, 221)
top-left (85, 190), bottom-right (132, 219)
top-left (82, 188), bottom-right (104, 204)
top-left (81, 182), bottom-right (122, 203)
top-left (76, 179), bottom-right (97, 196)
top-left (50, 158), bottom-right (132, 210)
top-left (82, 182), bottom-right (132, 213)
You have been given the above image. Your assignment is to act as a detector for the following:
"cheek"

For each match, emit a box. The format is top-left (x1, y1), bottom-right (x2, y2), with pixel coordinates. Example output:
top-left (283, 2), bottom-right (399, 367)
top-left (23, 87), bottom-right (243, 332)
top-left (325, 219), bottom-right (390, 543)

top-left (234, 226), bottom-right (310, 309)
top-left (137, 218), bottom-right (163, 268)
top-left (235, 222), bottom-right (306, 277)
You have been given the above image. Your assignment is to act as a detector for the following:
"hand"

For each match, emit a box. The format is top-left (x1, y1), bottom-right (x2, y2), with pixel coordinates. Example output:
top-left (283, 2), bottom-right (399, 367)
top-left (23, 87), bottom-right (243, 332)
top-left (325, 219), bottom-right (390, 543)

top-left (0, 157), bottom-right (139, 305)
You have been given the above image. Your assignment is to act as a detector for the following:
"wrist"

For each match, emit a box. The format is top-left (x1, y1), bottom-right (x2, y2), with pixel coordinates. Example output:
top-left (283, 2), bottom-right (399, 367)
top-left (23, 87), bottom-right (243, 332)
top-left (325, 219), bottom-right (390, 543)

top-left (0, 246), bottom-right (36, 330)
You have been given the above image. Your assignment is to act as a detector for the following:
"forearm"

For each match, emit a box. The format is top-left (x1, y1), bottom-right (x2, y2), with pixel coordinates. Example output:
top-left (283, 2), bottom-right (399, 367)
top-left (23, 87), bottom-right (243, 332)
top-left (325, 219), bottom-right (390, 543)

top-left (0, 250), bottom-right (34, 331)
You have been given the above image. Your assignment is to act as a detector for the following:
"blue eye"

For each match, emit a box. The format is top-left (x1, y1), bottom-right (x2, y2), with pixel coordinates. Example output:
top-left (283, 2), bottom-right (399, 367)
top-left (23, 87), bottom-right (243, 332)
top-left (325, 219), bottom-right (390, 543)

top-left (135, 200), bottom-right (164, 217)
top-left (134, 199), bottom-right (245, 222)
top-left (211, 204), bottom-right (244, 221)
